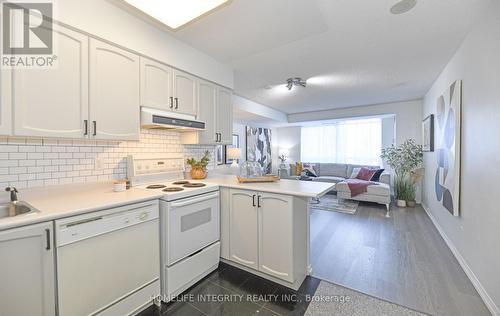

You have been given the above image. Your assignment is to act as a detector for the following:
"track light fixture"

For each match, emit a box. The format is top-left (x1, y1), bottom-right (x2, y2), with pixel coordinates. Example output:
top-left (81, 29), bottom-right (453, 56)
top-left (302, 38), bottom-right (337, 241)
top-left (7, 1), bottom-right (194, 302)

top-left (286, 77), bottom-right (307, 90)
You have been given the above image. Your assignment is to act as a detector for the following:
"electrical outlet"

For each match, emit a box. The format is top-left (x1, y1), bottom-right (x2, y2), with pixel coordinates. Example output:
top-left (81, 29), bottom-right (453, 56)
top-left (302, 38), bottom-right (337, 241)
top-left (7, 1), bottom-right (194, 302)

top-left (95, 157), bottom-right (104, 170)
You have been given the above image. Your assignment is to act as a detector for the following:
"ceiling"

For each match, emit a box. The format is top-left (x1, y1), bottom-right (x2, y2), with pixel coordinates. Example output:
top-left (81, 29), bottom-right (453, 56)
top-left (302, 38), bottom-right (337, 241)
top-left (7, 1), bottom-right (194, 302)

top-left (172, 0), bottom-right (490, 114)
top-left (232, 107), bottom-right (279, 127)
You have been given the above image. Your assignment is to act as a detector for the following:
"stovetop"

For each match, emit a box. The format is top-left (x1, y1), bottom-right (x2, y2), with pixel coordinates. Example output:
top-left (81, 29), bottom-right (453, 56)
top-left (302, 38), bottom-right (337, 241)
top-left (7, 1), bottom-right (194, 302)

top-left (137, 180), bottom-right (218, 202)
top-left (127, 155), bottom-right (218, 201)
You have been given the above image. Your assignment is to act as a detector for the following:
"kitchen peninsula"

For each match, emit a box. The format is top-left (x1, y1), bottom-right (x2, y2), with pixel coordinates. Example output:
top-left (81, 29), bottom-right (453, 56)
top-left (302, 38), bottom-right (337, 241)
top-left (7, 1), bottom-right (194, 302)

top-left (206, 176), bottom-right (335, 290)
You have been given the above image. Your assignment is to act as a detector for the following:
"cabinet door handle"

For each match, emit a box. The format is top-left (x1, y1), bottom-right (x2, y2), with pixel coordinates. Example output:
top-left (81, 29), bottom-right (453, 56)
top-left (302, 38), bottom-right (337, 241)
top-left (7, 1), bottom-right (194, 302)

top-left (92, 121), bottom-right (97, 136)
top-left (175, 97), bottom-right (179, 109)
top-left (83, 120), bottom-right (88, 136)
top-left (252, 195), bottom-right (256, 207)
top-left (257, 195), bottom-right (261, 208)
top-left (216, 133), bottom-right (220, 142)
top-left (45, 228), bottom-right (51, 250)
top-left (218, 133), bottom-right (222, 142)
top-left (170, 97), bottom-right (174, 109)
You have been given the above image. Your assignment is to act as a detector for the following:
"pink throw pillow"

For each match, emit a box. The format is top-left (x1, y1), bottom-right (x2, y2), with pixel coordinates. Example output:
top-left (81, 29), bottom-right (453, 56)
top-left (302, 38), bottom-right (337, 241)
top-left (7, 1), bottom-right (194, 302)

top-left (356, 167), bottom-right (376, 181)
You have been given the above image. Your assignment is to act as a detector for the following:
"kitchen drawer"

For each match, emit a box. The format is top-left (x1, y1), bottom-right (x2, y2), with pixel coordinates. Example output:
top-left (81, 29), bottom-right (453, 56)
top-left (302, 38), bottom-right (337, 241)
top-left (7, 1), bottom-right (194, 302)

top-left (165, 241), bottom-right (220, 300)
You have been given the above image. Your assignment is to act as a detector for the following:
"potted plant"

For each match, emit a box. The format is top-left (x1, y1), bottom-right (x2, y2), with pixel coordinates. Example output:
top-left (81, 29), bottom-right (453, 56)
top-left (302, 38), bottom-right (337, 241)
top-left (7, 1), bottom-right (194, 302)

top-left (381, 139), bottom-right (423, 208)
top-left (407, 168), bottom-right (425, 207)
top-left (186, 151), bottom-right (210, 180)
top-left (278, 154), bottom-right (287, 169)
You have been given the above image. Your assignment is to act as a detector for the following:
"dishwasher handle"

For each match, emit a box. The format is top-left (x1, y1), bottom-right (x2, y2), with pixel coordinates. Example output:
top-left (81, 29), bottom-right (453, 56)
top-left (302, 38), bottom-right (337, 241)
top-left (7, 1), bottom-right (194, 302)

top-left (170, 191), bottom-right (219, 208)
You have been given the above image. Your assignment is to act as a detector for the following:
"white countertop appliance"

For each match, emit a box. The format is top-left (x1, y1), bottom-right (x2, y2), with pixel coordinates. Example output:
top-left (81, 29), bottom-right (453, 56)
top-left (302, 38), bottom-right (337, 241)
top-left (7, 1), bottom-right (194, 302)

top-left (127, 154), bottom-right (220, 301)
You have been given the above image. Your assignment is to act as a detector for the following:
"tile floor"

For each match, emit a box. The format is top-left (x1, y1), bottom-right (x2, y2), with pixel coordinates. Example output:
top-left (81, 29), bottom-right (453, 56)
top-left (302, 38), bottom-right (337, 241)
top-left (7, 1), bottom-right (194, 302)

top-left (138, 262), bottom-right (321, 316)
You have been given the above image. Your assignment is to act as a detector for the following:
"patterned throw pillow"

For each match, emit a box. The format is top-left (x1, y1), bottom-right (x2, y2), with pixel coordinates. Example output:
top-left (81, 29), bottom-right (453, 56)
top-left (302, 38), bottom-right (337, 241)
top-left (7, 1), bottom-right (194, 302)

top-left (349, 167), bottom-right (361, 179)
top-left (303, 167), bottom-right (318, 177)
top-left (356, 167), bottom-right (377, 181)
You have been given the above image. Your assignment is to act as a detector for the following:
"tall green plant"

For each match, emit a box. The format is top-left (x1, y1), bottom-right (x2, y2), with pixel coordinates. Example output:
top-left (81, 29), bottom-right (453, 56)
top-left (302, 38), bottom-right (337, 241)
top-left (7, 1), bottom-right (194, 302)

top-left (381, 139), bottom-right (423, 201)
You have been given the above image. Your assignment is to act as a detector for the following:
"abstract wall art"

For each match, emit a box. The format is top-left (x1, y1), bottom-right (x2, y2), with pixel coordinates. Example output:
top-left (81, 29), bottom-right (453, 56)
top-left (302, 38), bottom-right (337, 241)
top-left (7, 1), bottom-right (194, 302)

top-left (435, 80), bottom-right (462, 216)
top-left (246, 126), bottom-right (272, 174)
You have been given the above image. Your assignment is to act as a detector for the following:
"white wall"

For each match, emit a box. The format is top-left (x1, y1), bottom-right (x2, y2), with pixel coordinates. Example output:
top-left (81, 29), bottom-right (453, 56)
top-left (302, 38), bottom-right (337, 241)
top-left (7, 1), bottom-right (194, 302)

top-left (274, 126), bottom-right (301, 164)
top-left (288, 100), bottom-right (422, 146)
top-left (422, 2), bottom-right (500, 314)
top-left (0, 130), bottom-right (215, 198)
top-left (54, 0), bottom-right (233, 88)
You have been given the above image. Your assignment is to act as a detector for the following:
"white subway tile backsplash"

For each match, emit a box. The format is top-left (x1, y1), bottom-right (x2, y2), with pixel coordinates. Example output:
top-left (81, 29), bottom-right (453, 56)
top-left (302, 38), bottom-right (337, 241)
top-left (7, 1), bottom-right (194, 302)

top-left (0, 129), bottom-right (216, 190)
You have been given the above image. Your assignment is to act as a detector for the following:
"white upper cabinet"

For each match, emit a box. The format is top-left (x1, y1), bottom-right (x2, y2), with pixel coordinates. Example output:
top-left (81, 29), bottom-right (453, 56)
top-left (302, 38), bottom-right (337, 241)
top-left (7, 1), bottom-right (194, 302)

top-left (179, 85), bottom-right (233, 145)
top-left (196, 80), bottom-right (217, 143)
top-left (89, 39), bottom-right (140, 140)
top-left (11, 24), bottom-right (89, 138)
top-left (140, 57), bottom-right (174, 111)
top-left (229, 189), bottom-right (259, 270)
top-left (0, 222), bottom-right (56, 316)
top-left (217, 87), bottom-right (233, 144)
top-left (173, 69), bottom-right (197, 116)
top-left (0, 66), bottom-right (12, 135)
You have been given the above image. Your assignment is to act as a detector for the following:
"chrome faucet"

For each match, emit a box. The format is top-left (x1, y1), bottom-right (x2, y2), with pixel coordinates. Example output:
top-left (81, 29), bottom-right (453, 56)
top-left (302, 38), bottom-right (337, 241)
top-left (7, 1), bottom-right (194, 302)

top-left (5, 187), bottom-right (18, 203)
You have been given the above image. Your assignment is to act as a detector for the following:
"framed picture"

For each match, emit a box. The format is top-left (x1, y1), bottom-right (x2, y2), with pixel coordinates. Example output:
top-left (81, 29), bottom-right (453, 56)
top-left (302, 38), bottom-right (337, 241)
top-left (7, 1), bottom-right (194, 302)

top-left (434, 80), bottom-right (462, 216)
top-left (246, 126), bottom-right (272, 174)
top-left (216, 145), bottom-right (225, 165)
top-left (422, 114), bottom-right (434, 152)
top-left (225, 134), bottom-right (240, 164)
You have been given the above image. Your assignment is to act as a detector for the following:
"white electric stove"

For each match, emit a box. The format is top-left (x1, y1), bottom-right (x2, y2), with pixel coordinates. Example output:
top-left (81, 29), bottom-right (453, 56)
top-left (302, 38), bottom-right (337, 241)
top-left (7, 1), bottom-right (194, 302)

top-left (127, 155), bottom-right (220, 302)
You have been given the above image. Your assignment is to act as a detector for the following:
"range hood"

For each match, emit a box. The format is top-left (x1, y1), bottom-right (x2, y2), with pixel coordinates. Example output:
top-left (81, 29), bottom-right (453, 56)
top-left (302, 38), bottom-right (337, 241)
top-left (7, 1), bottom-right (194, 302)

top-left (141, 107), bottom-right (205, 131)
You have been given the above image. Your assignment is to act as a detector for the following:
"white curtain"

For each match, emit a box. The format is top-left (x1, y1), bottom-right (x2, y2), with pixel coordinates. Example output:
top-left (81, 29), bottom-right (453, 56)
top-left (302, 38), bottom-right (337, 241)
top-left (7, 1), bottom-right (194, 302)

top-left (300, 118), bottom-right (382, 165)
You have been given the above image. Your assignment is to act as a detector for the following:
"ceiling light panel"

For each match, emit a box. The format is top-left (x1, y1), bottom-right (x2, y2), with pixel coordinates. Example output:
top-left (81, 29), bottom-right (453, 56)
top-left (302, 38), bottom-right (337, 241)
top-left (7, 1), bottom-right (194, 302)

top-left (122, 0), bottom-right (230, 29)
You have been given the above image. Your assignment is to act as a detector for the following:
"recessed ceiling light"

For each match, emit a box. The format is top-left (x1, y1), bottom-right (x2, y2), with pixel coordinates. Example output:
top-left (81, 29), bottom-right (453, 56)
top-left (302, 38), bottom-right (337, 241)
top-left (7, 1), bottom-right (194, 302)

top-left (122, 0), bottom-right (231, 30)
top-left (390, 0), bottom-right (417, 15)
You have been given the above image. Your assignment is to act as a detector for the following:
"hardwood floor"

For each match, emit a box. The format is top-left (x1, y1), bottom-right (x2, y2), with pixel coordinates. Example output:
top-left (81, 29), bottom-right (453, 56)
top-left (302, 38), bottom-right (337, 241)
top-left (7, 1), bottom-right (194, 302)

top-left (310, 201), bottom-right (490, 316)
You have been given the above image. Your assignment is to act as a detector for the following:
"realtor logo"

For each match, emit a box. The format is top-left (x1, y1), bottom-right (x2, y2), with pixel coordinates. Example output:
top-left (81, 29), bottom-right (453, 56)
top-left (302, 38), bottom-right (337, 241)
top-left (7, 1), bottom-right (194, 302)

top-left (2, 1), bottom-right (53, 54)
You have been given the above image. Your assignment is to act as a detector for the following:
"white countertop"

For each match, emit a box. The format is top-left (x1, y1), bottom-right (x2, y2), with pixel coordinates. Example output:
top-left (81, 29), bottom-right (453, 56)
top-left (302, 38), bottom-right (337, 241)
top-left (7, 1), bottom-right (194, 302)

top-left (205, 176), bottom-right (335, 198)
top-left (1, 177), bottom-right (334, 231)
top-left (0, 182), bottom-right (163, 231)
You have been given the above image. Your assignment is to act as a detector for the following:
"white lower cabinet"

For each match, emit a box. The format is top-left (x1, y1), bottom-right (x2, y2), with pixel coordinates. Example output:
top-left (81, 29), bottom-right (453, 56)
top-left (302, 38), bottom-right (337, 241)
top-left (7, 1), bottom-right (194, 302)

top-left (258, 192), bottom-right (294, 282)
top-left (0, 222), bottom-right (56, 316)
top-left (229, 189), bottom-right (259, 270)
top-left (228, 189), bottom-right (297, 283)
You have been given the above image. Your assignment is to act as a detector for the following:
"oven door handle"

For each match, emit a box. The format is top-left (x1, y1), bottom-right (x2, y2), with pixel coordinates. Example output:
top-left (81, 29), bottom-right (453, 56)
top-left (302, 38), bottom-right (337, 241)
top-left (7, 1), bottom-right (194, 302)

top-left (170, 192), bottom-right (219, 208)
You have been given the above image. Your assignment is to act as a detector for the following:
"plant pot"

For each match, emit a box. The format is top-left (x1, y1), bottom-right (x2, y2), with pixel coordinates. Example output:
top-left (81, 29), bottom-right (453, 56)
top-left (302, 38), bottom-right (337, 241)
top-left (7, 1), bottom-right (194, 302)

top-left (396, 199), bottom-right (407, 208)
top-left (190, 167), bottom-right (207, 180)
top-left (406, 200), bottom-right (416, 208)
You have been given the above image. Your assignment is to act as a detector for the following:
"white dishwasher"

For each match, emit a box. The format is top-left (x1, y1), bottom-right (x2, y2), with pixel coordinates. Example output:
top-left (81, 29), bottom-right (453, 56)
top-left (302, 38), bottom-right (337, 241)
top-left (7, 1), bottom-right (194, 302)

top-left (55, 200), bottom-right (160, 316)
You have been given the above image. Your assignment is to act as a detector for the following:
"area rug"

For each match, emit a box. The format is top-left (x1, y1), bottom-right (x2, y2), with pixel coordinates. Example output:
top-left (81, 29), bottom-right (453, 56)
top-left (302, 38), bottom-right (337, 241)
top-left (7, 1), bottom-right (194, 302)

top-left (311, 194), bottom-right (359, 214)
top-left (304, 281), bottom-right (427, 316)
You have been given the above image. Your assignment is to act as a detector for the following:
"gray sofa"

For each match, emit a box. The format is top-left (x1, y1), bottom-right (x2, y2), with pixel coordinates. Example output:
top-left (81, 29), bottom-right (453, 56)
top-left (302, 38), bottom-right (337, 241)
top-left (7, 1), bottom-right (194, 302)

top-left (287, 163), bottom-right (391, 210)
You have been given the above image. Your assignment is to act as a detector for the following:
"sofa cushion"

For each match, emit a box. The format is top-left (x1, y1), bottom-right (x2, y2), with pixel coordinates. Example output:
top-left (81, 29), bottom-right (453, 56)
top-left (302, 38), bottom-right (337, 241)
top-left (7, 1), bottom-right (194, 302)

top-left (356, 167), bottom-right (376, 181)
top-left (349, 167), bottom-right (361, 178)
top-left (320, 163), bottom-right (348, 178)
top-left (336, 181), bottom-right (390, 196)
top-left (346, 164), bottom-right (379, 179)
top-left (370, 168), bottom-right (385, 182)
top-left (312, 176), bottom-right (345, 183)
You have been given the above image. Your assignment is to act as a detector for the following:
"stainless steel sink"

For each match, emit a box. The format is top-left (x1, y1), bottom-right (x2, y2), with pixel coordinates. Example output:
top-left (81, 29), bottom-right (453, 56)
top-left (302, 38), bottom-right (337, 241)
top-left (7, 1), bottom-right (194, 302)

top-left (0, 202), bottom-right (38, 219)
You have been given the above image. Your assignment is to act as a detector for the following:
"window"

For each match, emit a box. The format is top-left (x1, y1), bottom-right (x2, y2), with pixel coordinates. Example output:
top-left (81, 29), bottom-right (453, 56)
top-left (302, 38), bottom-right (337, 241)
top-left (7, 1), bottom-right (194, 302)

top-left (300, 118), bottom-right (382, 165)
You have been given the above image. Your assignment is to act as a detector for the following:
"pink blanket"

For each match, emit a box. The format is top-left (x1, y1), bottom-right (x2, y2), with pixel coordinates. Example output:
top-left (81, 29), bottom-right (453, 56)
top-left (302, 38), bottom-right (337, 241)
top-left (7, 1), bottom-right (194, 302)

top-left (344, 179), bottom-right (377, 197)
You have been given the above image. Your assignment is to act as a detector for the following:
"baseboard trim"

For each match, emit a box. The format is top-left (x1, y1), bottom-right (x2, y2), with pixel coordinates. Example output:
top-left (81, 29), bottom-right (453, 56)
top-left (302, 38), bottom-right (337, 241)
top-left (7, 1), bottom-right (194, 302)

top-left (421, 203), bottom-right (500, 316)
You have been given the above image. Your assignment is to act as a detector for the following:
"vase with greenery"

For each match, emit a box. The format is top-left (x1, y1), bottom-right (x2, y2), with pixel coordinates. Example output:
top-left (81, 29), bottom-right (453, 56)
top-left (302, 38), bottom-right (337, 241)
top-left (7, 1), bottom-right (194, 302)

top-left (380, 139), bottom-right (423, 207)
top-left (186, 151), bottom-right (210, 180)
